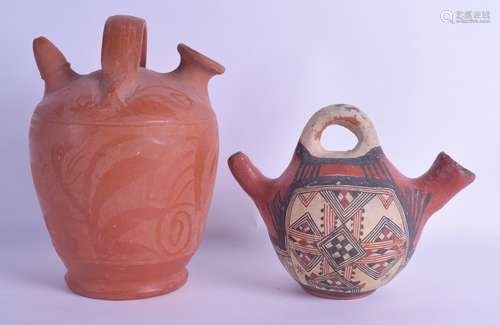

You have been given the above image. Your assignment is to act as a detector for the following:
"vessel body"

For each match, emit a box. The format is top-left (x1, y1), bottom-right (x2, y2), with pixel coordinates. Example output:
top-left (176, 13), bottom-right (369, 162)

top-left (228, 104), bottom-right (474, 299)
top-left (30, 15), bottom-right (224, 299)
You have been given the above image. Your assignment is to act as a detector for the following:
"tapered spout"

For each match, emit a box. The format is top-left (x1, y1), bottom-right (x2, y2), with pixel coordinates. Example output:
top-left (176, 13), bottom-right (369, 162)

top-left (33, 37), bottom-right (78, 95)
top-left (228, 152), bottom-right (278, 236)
top-left (172, 44), bottom-right (225, 101)
top-left (228, 152), bottom-right (273, 204)
top-left (417, 152), bottom-right (475, 216)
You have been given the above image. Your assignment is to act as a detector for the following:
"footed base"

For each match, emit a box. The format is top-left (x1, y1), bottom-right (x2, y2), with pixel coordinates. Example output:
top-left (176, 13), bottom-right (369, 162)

top-left (65, 268), bottom-right (188, 300)
top-left (301, 285), bottom-right (375, 300)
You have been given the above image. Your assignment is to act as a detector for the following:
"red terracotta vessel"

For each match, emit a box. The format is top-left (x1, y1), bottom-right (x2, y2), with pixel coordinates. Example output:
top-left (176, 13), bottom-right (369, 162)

top-left (30, 15), bottom-right (224, 299)
top-left (229, 104), bottom-right (474, 299)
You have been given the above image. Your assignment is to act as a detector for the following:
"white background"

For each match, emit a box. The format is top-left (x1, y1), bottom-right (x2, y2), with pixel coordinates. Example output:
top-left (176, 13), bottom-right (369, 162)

top-left (1, 1), bottom-right (499, 324)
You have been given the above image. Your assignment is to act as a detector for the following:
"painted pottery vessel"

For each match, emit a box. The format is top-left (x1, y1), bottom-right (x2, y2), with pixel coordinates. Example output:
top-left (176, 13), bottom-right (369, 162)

top-left (228, 105), bottom-right (474, 299)
top-left (30, 15), bottom-right (224, 299)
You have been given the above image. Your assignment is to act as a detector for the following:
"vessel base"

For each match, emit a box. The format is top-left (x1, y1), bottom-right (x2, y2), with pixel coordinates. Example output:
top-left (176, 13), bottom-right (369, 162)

top-left (65, 268), bottom-right (188, 300)
top-left (301, 285), bottom-right (375, 300)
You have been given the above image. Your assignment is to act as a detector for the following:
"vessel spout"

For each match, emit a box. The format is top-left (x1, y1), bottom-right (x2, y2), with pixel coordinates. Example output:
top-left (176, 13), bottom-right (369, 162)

top-left (228, 152), bottom-right (273, 205)
top-left (33, 37), bottom-right (78, 95)
top-left (418, 152), bottom-right (475, 216)
top-left (172, 44), bottom-right (225, 101)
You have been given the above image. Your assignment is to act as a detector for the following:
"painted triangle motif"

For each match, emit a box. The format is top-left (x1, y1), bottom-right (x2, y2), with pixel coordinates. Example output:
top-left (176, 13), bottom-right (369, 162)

top-left (298, 191), bottom-right (318, 207)
top-left (377, 194), bottom-right (394, 209)
top-left (290, 212), bottom-right (321, 235)
top-left (320, 190), bottom-right (376, 222)
top-left (332, 190), bottom-right (359, 208)
top-left (292, 249), bottom-right (322, 271)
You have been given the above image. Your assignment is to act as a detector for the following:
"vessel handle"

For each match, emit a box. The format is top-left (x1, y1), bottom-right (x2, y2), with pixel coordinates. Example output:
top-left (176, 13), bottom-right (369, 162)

top-left (101, 15), bottom-right (147, 79)
top-left (299, 104), bottom-right (380, 159)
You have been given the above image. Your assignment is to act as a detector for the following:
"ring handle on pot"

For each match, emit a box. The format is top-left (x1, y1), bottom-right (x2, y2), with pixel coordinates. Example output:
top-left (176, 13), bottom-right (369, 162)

top-left (101, 15), bottom-right (147, 79)
top-left (299, 104), bottom-right (380, 159)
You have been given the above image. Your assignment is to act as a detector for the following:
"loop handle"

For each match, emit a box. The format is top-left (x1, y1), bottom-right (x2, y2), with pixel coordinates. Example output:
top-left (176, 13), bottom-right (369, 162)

top-left (299, 104), bottom-right (380, 158)
top-left (101, 15), bottom-right (147, 79)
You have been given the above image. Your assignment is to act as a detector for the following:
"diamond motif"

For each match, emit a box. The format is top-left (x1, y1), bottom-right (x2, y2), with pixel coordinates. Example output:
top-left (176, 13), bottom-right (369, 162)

top-left (357, 217), bottom-right (405, 279)
top-left (317, 226), bottom-right (365, 270)
top-left (285, 185), bottom-right (408, 295)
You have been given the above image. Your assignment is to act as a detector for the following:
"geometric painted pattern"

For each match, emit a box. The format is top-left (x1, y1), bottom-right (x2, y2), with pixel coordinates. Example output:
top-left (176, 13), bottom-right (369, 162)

top-left (357, 217), bottom-right (406, 279)
top-left (317, 226), bottom-right (365, 270)
top-left (285, 185), bottom-right (408, 294)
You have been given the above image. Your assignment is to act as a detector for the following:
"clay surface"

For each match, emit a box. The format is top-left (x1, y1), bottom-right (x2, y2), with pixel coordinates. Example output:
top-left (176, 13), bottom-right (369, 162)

top-left (30, 15), bottom-right (224, 300)
top-left (228, 104), bottom-right (474, 299)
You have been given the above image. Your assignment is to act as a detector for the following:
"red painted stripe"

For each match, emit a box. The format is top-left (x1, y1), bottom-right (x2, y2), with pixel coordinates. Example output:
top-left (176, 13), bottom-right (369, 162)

top-left (289, 242), bottom-right (322, 254)
top-left (363, 240), bottom-right (401, 250)
top-left (357, 251), bottom-right (403, 263)
top-left (288, 228), bottom-right (322, 241)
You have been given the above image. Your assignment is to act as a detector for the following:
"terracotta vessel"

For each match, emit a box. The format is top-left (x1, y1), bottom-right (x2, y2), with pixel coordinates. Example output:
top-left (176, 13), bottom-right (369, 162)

top-left (30, 15), bottom-right (224, 299)
top-left (228, 105), bottom-right (474, 299)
